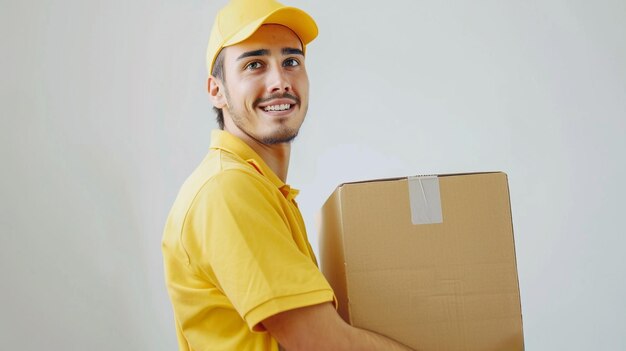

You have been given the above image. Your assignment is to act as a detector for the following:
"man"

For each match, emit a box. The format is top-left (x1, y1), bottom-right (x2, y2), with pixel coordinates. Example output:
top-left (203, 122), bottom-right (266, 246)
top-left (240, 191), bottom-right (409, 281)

top-left (162, 0), bottom-right (414, 350)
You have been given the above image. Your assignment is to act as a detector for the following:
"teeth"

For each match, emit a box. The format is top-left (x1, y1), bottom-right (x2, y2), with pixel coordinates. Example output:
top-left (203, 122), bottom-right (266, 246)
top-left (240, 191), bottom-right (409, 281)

top-left (263, 104), bottom-right (291, 112)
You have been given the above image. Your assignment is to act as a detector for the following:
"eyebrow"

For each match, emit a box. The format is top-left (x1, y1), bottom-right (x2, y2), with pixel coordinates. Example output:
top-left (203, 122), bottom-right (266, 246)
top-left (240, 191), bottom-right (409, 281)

top-left (282, 47), bottom-right (304, 56)
top-left (237, 49), bottom-right (270, 61)
top-left (236, 47), bottom-right (304, 61)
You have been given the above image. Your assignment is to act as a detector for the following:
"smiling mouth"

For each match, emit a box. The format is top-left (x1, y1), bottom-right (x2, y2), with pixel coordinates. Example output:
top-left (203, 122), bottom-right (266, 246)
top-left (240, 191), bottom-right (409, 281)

top-left (262, 104), bottom-right (293, 112)
top-left (255, 93), bottom-right (300, 114)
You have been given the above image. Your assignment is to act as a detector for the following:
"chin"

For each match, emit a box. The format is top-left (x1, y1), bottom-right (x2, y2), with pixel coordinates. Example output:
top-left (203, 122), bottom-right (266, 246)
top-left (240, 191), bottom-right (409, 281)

top-left (260, 127), bottom-right (300, 145)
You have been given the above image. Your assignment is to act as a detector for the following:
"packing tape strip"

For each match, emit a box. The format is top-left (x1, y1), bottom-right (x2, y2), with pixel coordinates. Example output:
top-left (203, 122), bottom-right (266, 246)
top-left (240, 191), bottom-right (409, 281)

top-left (408, 175), bottom-right (443, 225)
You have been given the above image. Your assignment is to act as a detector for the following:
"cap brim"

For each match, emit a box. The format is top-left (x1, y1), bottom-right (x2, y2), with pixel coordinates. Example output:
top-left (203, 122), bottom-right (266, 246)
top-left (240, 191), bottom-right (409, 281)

top-left (223, 7), bottom-right (318, 48)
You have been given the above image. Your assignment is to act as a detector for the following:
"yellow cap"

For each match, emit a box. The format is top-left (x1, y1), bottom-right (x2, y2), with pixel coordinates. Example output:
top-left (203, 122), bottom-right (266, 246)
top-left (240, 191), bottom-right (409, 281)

top-left (206, 0), bottom-right (318, 76)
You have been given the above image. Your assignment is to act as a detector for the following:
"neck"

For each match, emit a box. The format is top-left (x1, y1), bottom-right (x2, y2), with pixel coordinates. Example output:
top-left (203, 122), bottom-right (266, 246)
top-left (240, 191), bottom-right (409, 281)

top-left (248, 138), bottom-right (291, 183)
top-left (225, 127), bottom-right (292, 183)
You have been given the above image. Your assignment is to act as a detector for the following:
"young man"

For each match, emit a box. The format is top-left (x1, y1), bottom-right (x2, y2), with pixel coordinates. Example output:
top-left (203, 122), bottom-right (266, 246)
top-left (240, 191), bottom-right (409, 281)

top-left (162, 1), bottom-right (414, 350)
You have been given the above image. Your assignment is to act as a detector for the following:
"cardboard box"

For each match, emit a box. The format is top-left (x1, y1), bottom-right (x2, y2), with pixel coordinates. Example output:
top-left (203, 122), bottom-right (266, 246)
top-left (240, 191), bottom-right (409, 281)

top-left (319, 172), bottom-right (524, 350)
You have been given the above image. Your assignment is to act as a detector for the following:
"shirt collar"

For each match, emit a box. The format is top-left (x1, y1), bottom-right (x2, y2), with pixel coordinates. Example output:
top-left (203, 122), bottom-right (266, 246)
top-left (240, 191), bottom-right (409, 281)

top-left (209, 130), bottom-right (300, 201)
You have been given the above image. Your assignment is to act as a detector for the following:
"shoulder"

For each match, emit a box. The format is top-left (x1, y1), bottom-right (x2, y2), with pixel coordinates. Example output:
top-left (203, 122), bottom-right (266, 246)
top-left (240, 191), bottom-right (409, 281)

top-left (179, 148), bottom-right (275, 208)
top-left (185, 165), bottom-right (284, 226)
top-left (197, 167), bottom-right (275, 203)
top-left (164, 150), bottom-right (273, 235)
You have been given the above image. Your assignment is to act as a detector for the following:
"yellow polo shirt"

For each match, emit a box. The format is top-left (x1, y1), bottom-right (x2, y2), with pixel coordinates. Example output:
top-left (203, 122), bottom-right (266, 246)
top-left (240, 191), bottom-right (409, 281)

top-left (162, 130), bottom-right (335, 351)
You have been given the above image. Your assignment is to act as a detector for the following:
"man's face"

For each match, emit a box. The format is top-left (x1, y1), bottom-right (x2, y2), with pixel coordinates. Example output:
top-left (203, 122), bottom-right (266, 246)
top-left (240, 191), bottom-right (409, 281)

top-left (217, 24), bottom-right (309, 145)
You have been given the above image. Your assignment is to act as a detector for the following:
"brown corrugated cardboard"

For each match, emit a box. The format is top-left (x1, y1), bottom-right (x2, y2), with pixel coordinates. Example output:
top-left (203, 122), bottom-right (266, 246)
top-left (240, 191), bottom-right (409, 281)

top-left (319, 172), bottom-right (523, 351)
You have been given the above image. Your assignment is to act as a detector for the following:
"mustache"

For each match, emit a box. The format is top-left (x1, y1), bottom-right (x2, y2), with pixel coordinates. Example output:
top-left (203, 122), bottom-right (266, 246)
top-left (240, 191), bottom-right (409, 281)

top-left (253, 92), bottom-right (300, 107)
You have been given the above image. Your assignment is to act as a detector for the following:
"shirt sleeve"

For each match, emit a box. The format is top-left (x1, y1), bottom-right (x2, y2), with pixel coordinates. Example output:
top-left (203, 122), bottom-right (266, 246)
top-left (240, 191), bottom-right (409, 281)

top-left (183, 169), bottom-right (335, 331)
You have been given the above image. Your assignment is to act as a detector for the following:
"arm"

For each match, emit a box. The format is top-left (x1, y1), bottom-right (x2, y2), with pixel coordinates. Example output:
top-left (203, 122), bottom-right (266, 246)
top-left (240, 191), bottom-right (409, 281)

top-left (263, 302), bottom-right (414, 351)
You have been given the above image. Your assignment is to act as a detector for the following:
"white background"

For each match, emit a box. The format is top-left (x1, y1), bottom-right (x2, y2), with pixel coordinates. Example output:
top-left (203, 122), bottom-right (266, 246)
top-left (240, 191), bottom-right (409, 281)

top-left (2, 0), bottom-right (625, 349)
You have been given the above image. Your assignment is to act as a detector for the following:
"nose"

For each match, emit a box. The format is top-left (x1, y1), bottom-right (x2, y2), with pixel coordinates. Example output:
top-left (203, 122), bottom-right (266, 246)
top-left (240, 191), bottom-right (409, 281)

top-left (266, 65), bottom-right (291, 94)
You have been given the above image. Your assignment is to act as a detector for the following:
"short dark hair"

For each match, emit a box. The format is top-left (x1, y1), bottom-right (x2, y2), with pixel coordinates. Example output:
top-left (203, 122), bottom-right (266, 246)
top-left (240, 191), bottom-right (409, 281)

top-left (211, 50), bottom-right (226, 129)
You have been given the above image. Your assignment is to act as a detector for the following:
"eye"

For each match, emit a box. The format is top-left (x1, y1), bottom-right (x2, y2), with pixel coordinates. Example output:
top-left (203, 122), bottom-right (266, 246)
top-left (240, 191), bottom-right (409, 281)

top-left (283, 58), bottom-right (300, 67)
top-left (245, 61), bottom-right (263, 70)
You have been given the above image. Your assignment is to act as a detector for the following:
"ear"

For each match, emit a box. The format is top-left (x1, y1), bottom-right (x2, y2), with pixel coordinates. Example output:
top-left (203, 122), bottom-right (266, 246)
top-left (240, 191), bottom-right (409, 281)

top-left (207, 76), bottom-right (227, 109)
